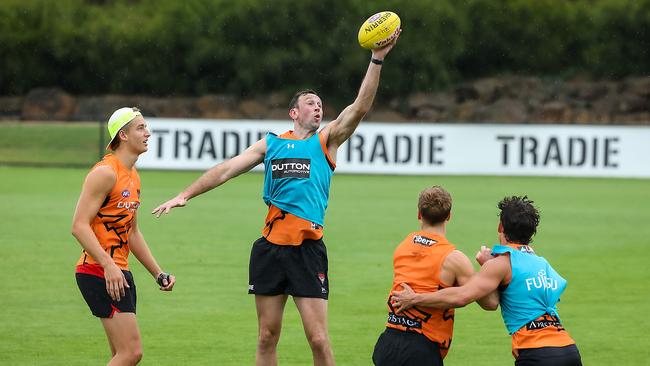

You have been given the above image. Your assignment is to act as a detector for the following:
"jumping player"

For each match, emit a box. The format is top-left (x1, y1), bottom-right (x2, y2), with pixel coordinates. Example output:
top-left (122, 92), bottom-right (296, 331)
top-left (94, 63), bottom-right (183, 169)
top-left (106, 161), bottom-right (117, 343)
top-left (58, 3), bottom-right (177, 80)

top-left (391, 196), bottom-right (582, 366)
top-left (152, 33), bottom-right (400, 365)
top-left (72, 107), bottom-right (175, 365)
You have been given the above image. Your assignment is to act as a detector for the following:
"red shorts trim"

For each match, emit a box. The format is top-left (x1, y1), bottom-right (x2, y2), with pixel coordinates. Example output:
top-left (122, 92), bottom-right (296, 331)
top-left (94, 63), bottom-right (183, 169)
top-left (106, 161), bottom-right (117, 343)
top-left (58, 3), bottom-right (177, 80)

top-left (76, 264), bottom-right (104, 278)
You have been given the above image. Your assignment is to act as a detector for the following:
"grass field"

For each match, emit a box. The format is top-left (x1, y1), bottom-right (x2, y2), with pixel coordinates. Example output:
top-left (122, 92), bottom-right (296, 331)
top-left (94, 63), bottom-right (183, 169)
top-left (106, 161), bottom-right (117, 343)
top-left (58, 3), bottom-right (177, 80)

top-left (0, 122), bottom-right (104, 166)
top-left (1, 166), bottom-right (649, 365)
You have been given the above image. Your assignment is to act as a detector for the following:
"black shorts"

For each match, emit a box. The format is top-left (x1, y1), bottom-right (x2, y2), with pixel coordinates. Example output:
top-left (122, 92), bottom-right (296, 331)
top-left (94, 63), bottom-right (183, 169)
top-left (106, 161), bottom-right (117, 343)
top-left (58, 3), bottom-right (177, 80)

top-left (76, 271), bottom-right (137, 318)
top-left (248, 237), bottom-right (329, 299)
top-left (372, 328), bottom-right (443, 366)
top-left (515, 344), bottom-right (582, 366)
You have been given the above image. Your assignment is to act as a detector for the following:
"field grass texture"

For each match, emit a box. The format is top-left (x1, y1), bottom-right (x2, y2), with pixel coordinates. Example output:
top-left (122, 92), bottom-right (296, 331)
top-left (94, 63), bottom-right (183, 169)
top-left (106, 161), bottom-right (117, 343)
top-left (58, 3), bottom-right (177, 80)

top-left (0, 167), bottom-right (648, 365)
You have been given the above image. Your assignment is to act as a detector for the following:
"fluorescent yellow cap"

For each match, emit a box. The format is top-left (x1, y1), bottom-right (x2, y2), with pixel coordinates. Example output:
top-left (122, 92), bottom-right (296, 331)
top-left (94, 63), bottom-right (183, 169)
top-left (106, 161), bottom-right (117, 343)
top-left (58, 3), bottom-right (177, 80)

top-left (106, 107), bottom-right (142, 150)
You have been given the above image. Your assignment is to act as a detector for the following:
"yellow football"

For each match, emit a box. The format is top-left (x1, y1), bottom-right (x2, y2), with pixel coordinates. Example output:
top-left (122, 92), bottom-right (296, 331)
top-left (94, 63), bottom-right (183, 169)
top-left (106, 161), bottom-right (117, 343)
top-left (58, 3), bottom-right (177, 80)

top-left (357, 11), bottom-right (401, 50)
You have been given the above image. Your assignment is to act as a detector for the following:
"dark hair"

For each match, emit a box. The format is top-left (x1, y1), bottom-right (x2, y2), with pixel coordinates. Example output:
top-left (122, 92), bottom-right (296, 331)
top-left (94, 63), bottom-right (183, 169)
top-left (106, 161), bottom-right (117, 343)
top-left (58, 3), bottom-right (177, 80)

top-left (498, 196), bottom-right (540, 245)
top-left (289, 89), bottom-right (318, 109)
top-left (418, 186), bottom-right (452, 225)
top-left (109, 107), bottom-right (141, 150)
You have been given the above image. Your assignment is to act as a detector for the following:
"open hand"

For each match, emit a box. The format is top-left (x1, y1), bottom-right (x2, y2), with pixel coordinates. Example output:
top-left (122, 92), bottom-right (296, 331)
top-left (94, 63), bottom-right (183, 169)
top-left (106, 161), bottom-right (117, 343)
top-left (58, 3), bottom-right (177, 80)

top-left (104, 263), bottom-right (129, 302)
top-left (372, 28), bottom-right (402, 60)
top-left (152, 195), bottom-right (187, 218)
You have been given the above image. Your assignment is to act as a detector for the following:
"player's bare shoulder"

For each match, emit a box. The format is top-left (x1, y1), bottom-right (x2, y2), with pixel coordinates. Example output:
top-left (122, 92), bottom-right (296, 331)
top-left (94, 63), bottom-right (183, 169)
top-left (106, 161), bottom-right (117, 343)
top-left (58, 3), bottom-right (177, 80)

top-left (85, 165), bottom-right (117, 192)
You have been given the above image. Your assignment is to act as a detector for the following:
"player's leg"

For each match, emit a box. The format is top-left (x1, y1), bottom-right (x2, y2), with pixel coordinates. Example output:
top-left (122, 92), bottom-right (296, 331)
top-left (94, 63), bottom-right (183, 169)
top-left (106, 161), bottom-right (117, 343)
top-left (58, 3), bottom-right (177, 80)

top-left (106, 334), bottom-right (117, 357)
top-left (76, 270), bottom-right (139, 363)
top-left (101, 312), bottom-right (143, 365)
top-left (294, 297), bottom-right (335, 366)
top-left (285, 238), bottom-right (333, 365)
top-left (255, 294), bottom-right (289, 366)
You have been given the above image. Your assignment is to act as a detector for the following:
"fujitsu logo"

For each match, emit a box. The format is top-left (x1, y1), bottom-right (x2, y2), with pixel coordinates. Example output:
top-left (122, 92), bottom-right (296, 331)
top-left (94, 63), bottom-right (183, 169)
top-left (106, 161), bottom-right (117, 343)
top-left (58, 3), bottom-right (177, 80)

top-left (413, 235), bottom-right (436, 246)
top-left (525, 269), bottom-right (559, 291)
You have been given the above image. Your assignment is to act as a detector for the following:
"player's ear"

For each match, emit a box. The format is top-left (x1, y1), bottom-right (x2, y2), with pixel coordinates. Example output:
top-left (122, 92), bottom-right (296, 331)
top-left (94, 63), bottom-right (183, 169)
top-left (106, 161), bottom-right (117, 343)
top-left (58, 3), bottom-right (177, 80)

top-left (498, 221), bottom-right (504, 233)
top-left (417, 210), bottom-right (422, 220)
top-left (119, 129), bottom-right (128, 142)
top-left (289, 107), bottom-right (298, 120)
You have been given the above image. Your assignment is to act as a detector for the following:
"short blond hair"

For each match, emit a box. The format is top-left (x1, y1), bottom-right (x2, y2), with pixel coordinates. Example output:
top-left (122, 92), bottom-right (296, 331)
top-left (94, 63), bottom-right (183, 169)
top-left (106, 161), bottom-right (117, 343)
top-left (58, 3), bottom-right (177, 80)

top-left (418, 186), bottom-right (452, 225)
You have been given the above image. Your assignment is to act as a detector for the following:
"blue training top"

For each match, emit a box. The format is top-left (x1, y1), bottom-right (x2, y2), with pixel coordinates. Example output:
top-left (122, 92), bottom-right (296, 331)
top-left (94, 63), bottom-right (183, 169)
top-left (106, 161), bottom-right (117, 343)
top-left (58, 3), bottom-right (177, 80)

top-left (491, 245), bottom-right (568, 335)
top-left (263, 132), bottom-right (334, 226)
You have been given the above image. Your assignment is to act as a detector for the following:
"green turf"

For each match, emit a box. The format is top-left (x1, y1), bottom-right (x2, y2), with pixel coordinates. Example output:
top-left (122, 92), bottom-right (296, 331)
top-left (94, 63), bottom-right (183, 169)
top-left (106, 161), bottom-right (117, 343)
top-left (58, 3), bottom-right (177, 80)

top-left (0, 166), bottom-right (648, 365)
top-left (0, 122), bottom-right (105, 166)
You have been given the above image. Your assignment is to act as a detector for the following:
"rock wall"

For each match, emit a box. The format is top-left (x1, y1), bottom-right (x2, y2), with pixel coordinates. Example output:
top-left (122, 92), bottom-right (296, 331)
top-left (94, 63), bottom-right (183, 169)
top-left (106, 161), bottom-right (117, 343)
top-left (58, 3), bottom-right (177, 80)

top-left (1, 76), bottom-right (648, 124)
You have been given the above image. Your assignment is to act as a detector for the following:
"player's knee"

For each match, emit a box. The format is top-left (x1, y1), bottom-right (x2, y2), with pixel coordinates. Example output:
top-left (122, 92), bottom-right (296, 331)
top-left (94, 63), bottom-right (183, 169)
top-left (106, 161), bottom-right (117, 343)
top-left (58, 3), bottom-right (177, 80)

top-left (124, 346), bottom-right (143, 364)
top-left (306, 333), bottom-right (331, 352)
top-left (114, 348), bottom-right (142, 365)
top-left (258, 328), bottom-right (281, 349)
top-left (132, 348), bottom-right (143, 364)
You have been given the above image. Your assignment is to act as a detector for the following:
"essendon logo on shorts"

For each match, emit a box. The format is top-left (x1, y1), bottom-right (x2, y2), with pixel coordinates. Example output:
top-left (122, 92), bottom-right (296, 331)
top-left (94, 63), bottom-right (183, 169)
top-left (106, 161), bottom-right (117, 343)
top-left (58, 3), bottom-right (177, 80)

top-left (271, 158), bottom-right (311, 179)
top-left (413, 235), bottom-right (436, 246)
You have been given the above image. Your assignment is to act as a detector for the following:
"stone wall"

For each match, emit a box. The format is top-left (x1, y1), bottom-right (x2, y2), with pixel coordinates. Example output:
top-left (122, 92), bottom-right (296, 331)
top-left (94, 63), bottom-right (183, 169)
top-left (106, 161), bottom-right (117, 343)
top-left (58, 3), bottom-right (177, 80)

top-left (1, 76), bottom-right (648, 124)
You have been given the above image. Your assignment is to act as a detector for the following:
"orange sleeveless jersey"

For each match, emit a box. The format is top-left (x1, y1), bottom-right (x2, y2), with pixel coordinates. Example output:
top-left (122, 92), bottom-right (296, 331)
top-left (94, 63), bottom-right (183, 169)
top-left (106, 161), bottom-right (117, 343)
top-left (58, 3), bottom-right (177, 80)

top-left (385, 231), bottom-right (457, 358)
top-left (502, 244), bottom-right (576, 354)
top-left (261, 131), bottom-right (336, 245)
top-left (76, 154), bottom-right (141, 274)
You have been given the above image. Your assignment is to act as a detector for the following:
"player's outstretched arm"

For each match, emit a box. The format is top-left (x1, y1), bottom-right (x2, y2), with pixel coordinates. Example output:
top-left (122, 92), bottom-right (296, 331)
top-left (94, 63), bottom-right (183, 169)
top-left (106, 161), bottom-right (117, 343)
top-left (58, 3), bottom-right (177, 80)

top-left (323, 30), bottom-right (401, 149)
top-left (128, 216), bottom-right (175, 291)
top-left (391, 255), bottom-right (509, 313)
top-left (152, 138), bottom-right (267, 217)
top-left (71, 166), bottom-right (130, 302)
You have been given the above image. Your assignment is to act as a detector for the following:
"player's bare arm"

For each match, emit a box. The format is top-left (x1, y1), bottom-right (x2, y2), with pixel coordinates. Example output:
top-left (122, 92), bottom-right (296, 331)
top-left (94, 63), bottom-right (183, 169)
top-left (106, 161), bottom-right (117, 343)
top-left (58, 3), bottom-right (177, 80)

top-left (441, 250), bottom-right (499, 311)
top-left (128, 216), bottom-right (175, 291)
top-left (152, 138), bottom-right (267, 217)
top-left (71, 166), bottom-right (129, 302)
top-left (391, 255), bottom-right (510, 313)
top-left (322, 30), bottom-right (401, 158)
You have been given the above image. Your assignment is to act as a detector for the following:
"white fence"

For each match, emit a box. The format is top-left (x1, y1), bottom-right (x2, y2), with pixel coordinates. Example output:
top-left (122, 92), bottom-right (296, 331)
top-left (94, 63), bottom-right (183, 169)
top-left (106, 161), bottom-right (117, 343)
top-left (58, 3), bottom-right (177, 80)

top-left (138, 118), bottom-right (650, 178)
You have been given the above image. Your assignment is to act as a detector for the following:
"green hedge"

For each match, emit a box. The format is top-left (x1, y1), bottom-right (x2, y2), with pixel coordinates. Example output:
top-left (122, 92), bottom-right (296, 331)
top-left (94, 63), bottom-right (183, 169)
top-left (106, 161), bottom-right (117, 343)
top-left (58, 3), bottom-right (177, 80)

top-left (0, 0), bottom-right (648, 102)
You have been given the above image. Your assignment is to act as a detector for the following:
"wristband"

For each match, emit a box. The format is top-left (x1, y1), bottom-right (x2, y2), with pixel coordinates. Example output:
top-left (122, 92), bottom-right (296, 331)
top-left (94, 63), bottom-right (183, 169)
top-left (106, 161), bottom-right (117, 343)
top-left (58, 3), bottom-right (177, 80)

top-left (157, 272), bottom-right (171, 286)
top-left (371, 58), bottom-right (383, 65)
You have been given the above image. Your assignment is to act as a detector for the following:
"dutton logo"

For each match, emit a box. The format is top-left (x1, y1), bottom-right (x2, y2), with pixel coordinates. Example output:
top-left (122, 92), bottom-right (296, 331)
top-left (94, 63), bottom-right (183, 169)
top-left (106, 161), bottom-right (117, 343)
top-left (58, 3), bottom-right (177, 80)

top-left (287, 143), bottom-right (295, 149)
top-left (121, 189), bottom-right (131, 198)
top-left (413, 235), bottom-right (436, 246)
top-left (271, 158), bottom-right (311, 179)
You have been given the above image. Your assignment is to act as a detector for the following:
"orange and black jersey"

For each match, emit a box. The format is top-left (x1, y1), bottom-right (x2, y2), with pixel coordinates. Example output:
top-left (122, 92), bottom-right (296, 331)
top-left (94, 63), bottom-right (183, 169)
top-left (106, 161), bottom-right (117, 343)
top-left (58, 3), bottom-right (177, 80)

top-left (76, 154), bottom-right (141, 275)
top-left (385, 231), bottom-right (457, 359)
